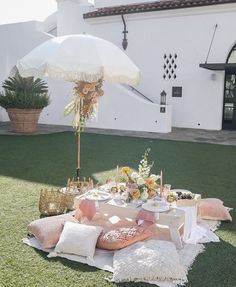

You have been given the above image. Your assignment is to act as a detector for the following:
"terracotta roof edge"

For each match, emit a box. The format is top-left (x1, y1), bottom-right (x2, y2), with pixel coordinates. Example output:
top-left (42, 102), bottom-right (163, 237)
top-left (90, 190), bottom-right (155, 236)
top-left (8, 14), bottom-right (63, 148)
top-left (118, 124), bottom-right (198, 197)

top-left (83, 0), bottom-right (236, 19)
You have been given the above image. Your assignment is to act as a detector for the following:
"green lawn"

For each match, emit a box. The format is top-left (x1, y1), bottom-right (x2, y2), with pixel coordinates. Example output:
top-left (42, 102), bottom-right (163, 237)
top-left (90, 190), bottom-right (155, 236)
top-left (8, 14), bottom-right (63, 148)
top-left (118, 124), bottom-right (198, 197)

top-left (0, 132), bottom-right (235, 287)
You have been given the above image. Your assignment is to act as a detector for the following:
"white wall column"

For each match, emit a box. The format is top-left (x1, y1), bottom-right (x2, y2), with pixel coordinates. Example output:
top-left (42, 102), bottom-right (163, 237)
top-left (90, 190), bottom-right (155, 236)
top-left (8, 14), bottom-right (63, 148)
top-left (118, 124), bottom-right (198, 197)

top-left (57, 0), bottom-right (94, 36)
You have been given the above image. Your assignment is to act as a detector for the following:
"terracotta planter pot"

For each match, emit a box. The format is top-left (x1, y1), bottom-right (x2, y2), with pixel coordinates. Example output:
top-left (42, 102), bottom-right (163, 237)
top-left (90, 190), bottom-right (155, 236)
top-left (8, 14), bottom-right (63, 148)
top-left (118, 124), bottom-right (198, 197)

top-left (7, 108), bottom-right (42, 133)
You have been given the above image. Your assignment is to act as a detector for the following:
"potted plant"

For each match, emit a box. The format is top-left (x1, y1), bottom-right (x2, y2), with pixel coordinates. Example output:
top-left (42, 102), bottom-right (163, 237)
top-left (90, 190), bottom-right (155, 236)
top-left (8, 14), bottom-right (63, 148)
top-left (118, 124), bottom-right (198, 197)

top-left (0, 74), bottom-right (50, 133)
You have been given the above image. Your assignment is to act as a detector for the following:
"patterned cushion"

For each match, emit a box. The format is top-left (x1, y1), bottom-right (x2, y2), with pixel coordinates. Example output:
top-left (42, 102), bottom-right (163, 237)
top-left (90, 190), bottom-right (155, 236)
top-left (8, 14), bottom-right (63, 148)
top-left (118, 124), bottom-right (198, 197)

top-left (113, 240), bottom-right (187, 283)
top-left (96, 226), bottom-right (152, 250)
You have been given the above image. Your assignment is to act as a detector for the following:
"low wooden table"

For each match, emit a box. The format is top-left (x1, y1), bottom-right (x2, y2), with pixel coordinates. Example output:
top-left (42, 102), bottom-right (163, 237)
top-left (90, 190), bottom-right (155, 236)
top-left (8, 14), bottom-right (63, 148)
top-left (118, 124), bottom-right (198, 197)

top-left (74, 193), bottom-right (201, 249)
top-left (100, 200), bottom-right (185, 249)
top-left (156, 208), bottom-right (185, 249)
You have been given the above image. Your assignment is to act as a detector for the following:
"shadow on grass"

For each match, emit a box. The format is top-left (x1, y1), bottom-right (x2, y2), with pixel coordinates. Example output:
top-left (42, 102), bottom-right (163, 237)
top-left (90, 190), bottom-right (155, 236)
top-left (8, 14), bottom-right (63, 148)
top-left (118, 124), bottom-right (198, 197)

top-left (31, 239), bottom-right (236, 287)
top-left (0, 132), bottom-right (176, 187)
top-left (32, 248), bottom-right (156, 287)
top-left (0, 132), bottom-right (236, 217)
top-left (0, 132), bottom-right (146, 186)
top-left (186, 239), bottom-right (236, 287)
top-left (33, 247), bottom-right (99, 273)
top-left (219, 217), bottom-right (235, 232)
top-left (1, 131), bottom-right (236, 190)
top-left (1, 132), bottom-right (235, 287)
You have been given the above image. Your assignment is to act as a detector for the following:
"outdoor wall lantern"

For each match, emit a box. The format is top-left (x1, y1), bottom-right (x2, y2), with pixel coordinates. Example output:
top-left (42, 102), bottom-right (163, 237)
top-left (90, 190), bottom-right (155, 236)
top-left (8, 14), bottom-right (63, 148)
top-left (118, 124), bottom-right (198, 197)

top-left (121, 15), bottom-right (128, 50)
top-left (160, 90), bottom-right (167, 105)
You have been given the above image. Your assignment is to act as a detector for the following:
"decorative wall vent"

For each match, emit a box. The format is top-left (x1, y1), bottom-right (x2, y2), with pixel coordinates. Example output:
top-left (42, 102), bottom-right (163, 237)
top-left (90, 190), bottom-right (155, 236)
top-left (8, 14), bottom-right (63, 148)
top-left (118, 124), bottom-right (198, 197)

top-left (163, 53), bottom-right (177, 80)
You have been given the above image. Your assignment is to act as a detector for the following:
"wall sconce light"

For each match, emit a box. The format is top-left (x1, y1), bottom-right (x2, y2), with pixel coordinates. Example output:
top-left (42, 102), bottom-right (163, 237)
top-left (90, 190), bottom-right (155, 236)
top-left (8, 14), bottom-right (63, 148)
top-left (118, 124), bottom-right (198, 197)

top-left (210, 73), bottom-right (217, 81)
top-left (160, 90), bottom-right (167, 105)
top-left (121, 15), bottom-right (128, 50)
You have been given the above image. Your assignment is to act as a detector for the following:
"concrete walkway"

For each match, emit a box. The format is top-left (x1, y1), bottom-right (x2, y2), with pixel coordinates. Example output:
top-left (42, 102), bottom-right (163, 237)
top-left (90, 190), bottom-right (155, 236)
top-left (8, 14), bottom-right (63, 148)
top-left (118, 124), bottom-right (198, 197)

top-left (1, 121), bottom-right (236, 146)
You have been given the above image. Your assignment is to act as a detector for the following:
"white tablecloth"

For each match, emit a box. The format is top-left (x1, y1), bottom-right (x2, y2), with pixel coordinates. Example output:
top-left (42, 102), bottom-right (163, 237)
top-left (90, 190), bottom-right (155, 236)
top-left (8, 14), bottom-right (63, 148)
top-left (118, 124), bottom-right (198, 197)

top-left (177, 205), bottom-right (220, 244)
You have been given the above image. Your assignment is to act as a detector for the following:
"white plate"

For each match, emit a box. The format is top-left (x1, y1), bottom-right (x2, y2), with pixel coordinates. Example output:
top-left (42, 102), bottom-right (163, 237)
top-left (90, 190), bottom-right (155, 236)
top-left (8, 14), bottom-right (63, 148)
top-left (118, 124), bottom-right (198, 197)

top-left (85, 189), bottom-right (111, 201)
top-left (142, 201), bottom-right (169, 213)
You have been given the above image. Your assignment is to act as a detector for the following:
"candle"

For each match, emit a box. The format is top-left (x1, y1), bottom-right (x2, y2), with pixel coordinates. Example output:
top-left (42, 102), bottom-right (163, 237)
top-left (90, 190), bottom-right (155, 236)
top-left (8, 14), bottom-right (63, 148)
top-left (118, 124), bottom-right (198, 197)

top-left (116, 165), bottom-right (119, 183)
top-left (160, 170), bottom-right (163, 197)
top-left (48, 203), bottom-right (57, 213)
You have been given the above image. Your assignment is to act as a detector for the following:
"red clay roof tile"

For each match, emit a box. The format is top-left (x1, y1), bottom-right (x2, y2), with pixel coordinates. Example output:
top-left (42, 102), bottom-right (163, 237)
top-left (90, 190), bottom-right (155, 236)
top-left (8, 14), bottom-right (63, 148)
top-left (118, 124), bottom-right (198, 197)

top-left (84, 0), bottom-right (236, 18)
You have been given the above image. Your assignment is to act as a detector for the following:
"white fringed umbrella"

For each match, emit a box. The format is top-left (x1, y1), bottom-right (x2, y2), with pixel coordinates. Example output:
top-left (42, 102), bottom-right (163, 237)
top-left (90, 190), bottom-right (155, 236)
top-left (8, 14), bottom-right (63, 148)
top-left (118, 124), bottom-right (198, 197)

top-left (17, 34), bottom-right (141, 176)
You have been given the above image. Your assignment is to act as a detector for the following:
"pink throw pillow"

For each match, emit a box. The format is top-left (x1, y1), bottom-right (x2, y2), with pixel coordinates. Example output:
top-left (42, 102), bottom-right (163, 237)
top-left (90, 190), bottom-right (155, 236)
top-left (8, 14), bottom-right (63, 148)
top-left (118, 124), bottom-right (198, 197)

top-left (200, 198), bottom-right (224, 205)
top-left (198, 198), bottom-right (232, 221)
top-left (27, 212), bottom-right (76, 248)
top-left (96, 226), bottom-right (152, 250)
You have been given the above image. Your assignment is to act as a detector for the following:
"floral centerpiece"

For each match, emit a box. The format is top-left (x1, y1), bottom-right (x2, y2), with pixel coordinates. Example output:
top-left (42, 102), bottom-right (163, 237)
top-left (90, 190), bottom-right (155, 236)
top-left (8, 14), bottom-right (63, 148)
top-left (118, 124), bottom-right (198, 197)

top-left (117, 149), bottom-right (161, 202)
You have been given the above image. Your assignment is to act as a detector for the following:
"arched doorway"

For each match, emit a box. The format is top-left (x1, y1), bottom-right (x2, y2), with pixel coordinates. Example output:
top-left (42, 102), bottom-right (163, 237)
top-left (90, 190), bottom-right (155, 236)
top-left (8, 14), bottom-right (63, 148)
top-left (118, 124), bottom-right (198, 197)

top-left (223, 45), bottom-right (236, 130)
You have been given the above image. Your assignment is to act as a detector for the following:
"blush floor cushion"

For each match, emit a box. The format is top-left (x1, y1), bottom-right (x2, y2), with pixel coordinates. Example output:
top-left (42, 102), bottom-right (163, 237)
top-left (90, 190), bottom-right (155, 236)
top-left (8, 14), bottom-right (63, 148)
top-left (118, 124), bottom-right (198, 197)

top-left (27, 212), bottom-right (76, 248)
top-left (198, 198), bottom-right (232, 221)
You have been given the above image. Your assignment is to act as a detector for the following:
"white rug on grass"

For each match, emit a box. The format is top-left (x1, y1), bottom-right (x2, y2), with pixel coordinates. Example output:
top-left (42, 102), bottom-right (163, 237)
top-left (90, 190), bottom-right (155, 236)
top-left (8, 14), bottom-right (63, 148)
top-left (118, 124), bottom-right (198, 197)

top-left (23, 237), bottom-right (114, 272)
top-left (23, 238), bottom-right (203, 287)
top-left (23, 220), bottom-right (220, 287)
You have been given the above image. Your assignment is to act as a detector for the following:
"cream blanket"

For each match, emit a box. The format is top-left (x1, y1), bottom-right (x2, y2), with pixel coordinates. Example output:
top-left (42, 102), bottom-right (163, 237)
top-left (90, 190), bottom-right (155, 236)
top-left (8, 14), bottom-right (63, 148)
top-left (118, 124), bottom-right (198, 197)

top-left (23, 236), bottom-right (205, 287)
top-left (23, 203), bottom-right (220, 287)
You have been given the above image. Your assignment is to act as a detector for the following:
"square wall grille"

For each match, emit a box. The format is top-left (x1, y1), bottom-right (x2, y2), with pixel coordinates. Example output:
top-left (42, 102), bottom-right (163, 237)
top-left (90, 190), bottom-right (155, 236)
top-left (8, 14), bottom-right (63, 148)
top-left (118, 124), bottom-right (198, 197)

top-left (163, 53), bottom-right (177, 80)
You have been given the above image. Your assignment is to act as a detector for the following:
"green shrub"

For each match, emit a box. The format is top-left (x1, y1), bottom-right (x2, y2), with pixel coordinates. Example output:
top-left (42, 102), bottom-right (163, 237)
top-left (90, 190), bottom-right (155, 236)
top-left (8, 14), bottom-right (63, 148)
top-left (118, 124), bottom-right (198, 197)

top-left (0, 74), bottom-right (50, 109)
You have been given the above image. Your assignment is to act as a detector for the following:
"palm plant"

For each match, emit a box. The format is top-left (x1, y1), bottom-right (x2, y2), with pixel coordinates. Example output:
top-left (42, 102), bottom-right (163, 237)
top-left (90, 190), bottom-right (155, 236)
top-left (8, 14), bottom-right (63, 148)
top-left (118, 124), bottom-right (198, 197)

top-left (0, 74), bottom-right (50, 109)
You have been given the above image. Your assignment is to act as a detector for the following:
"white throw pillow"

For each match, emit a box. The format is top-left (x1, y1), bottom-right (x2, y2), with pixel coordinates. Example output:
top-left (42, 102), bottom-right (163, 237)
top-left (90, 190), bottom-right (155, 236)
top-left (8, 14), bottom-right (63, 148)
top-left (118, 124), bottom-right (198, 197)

top-left (113, 240), bottom-right (187, 283)
top-left (52, 221), bottom-right (103, 260)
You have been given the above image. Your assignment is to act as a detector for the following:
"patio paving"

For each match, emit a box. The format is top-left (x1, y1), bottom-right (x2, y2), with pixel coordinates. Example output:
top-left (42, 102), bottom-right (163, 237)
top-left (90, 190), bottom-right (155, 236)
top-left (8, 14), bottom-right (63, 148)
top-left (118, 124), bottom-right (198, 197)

top-left (1, 121), bottom-right (236, 146)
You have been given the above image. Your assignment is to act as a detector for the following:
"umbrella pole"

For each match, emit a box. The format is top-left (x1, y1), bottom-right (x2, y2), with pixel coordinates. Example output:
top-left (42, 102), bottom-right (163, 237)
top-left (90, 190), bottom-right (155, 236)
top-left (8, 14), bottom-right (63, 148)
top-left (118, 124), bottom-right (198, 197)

top-left (77, 132), bottom-right (80, 178)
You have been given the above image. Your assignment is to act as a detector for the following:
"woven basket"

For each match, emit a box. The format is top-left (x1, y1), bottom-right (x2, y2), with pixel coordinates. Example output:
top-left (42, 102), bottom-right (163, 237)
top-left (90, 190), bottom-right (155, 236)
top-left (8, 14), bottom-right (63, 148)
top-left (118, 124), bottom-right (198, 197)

top-left (60, 188), bottom-right (80, 211)
top-left (39, 189), bottom-right (66, 216)
top-left (60, 179), bottom-right (94, 210)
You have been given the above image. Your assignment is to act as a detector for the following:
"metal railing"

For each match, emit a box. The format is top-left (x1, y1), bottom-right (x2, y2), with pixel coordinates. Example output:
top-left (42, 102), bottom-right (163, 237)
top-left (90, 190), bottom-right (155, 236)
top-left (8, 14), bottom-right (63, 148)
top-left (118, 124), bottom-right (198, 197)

top-left (127, 85), bottom-right (154, 103)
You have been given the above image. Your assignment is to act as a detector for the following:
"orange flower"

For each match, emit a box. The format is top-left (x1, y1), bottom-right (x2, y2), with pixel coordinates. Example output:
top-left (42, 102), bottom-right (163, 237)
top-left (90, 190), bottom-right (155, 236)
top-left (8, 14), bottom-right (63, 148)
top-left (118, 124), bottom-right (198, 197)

top-left (84, 83), bottom-right (96, 92)
top-left (98, 89), bottom-right (104, 97)
top-left (90, 91), bottom-right (98, 99)
top-left (120, 166), bottom-right (131, 175)
top-left (130, 189), bottom-right (141, 200)
top-left (148, 190), bottom-right (157, 199)
top-left (145, 178), bottom-right (157, 189)
top-left (79, 92), bottom-right (85, 98)
top-left (82, 87), bottom-right (89, 95)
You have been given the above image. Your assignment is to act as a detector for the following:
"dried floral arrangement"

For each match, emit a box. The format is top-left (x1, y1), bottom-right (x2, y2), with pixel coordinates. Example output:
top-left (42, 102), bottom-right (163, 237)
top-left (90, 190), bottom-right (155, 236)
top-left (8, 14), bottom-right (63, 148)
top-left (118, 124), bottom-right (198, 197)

top-left (64, 79), bottom-right (104, 132)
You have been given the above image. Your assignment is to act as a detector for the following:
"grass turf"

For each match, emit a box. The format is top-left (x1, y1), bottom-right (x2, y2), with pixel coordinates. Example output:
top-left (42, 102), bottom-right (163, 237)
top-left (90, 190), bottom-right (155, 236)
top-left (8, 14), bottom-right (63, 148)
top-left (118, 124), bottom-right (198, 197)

top-left (0, 132), bottom-right (235, 287)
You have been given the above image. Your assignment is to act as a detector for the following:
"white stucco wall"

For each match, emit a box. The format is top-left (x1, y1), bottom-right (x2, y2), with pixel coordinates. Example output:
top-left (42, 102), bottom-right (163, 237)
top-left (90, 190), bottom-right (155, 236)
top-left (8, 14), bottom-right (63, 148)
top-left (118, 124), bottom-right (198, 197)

top-left (0, 13), bottom-right (169, 133)
top-left (86, 83), bottom-right (171, 133)
top-left (57, 0), bottom-right (93, 35)
top-left (38, 79), bottom-right (74, 126)
top-left (57, 1), bottom-right (236, 130)
top-left (0, 22), bottom-right (53, 121)
top-left (51, 0), bottom-right (172, 133)
top-left (0, 21), bottom-right (73, 126)
top-left (1, 1), bottom-right (235, 132)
